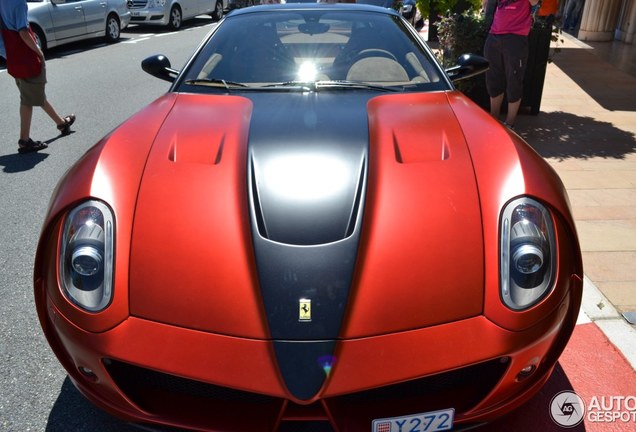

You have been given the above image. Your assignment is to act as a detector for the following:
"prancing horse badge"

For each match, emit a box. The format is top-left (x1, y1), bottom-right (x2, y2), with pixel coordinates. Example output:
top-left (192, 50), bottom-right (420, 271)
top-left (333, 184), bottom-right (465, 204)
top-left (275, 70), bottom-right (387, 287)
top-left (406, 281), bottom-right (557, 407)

top-left (299, 299), bottom-right (311, 322)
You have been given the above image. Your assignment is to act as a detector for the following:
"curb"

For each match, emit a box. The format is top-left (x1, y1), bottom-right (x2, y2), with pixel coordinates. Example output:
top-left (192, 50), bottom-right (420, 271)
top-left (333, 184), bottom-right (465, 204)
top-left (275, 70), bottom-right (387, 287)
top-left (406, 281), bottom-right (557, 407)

top-left (579, 276), bottom-right (636, 370)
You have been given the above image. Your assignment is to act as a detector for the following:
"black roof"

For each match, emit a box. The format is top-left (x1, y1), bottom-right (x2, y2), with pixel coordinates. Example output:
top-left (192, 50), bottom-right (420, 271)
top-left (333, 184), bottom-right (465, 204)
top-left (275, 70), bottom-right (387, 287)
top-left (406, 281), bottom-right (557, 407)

top-left (227, 2), bottom-right (402, 18)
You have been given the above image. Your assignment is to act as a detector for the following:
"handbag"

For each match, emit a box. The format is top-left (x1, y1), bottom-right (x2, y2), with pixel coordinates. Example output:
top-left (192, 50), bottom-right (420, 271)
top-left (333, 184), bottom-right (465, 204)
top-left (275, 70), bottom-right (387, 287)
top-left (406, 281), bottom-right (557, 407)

top-left (0, 16), bottom-right (42, 79)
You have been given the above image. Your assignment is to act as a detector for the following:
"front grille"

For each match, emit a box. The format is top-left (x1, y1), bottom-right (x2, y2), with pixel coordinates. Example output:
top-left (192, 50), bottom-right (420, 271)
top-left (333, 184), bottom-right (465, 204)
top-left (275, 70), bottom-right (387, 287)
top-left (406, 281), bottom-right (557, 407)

top-left (278, 422), bottom-right (335, 432)
top-left (324, 357), bottom-right (510, 430)
top-left (130, 0), bottom-right (148, 9)
top-left (105, 357), bottom-right (509, 431)
top-left (105, 359), bottom-right (283, 430)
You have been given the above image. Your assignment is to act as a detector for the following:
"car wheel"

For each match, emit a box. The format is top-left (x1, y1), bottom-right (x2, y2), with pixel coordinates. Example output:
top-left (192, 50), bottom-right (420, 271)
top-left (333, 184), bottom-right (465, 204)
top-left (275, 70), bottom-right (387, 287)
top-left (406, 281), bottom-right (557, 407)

top-left (105, 14), bottom-right (121, 43)
top-left (168, 6), bottom-right (182, 30)
top-left (211, 0), bottom-right (223, 21)
top-left (31, 24), bottom-right (46, 51)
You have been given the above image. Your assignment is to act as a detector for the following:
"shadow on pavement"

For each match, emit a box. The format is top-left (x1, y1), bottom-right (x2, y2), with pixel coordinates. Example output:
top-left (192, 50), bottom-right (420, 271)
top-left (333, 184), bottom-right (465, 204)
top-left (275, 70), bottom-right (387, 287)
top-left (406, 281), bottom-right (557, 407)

top-left (516, 111), bottom-right (636, 160)
top-left (0, 151), bottom-right (49, 172)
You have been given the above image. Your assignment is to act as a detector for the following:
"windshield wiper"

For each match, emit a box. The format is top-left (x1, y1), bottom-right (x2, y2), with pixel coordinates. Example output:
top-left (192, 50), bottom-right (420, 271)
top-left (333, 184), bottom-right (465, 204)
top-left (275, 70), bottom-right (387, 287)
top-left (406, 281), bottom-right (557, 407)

top-left (261, 80), bottom-right (401, 92)
top-left (184, 78), bottom-right (247, 89)
top-left (261, 81), bottom-right (315, 91)
top-left (315, 80), bottom-right (402, 92)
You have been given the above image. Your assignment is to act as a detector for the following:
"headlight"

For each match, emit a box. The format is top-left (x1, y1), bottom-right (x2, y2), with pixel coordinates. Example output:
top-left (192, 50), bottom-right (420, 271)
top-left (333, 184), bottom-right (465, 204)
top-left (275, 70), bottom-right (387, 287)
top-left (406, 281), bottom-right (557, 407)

top-left (500, 197), bottom-right (555, 310)
top-left (59, 200), bottom-right (114, 312)
top-left (148, 0), bottom-right (167, 7)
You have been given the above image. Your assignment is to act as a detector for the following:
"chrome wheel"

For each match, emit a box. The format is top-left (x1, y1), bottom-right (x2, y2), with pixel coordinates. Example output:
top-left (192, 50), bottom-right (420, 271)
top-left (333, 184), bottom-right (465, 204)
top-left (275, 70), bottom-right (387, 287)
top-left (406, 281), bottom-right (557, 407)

top-left (169, 6), bottom-right (182, 30)
top-left (212, 0), bottom-right (223, 21)
top-left (105, 15), bottom-right (120, 42)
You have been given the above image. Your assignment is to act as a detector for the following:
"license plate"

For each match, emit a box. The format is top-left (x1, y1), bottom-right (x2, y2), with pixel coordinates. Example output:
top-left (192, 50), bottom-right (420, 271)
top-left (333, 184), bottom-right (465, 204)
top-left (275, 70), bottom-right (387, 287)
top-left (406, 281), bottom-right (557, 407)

top-left (131, 11), bottom-right (140, 16)
top-left (372, 408), bottom-right (454, 432)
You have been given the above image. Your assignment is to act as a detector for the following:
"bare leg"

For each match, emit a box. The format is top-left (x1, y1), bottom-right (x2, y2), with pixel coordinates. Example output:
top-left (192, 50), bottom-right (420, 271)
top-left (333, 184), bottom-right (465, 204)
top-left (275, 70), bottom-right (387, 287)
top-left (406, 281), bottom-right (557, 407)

top-left (41, 100), bottom-right (65, 126)
top-left (19, 104), bottom-right (34, 141)
top-left (489, 93), bottom-right (504, 119)
top-left (505, 99), bottom-right (522, 127)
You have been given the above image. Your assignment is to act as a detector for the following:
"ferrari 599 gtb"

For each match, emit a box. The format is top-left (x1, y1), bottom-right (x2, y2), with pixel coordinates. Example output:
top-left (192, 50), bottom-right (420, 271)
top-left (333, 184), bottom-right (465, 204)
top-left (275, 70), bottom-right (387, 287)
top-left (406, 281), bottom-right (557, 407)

top-left (34, 3), bottom-right (583, 431)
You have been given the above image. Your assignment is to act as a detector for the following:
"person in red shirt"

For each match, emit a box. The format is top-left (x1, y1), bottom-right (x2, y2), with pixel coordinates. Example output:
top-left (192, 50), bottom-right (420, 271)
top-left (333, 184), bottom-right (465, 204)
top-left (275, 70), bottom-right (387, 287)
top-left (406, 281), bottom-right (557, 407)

top-left (482, 0), bottom-right (540, 128)
top-left (0, 0), bottom-right (75, 154)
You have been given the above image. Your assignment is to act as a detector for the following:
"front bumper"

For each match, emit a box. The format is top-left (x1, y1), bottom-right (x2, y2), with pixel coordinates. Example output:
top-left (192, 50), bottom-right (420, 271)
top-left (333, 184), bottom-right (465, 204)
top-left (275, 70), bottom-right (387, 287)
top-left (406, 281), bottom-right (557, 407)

top-left (39, 277), bottom-right (581, 431)
top-left (119, 11), bottom-right (132, 29)
top-left (129, 8), bottom-right (170, 26)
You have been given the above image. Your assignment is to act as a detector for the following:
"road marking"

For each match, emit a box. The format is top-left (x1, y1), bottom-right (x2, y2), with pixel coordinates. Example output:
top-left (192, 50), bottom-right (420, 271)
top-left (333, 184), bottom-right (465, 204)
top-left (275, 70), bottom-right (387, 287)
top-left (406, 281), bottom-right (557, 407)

top-left (122, 37), bottom-right (152, 44)
top-left (155, 32), bottom-right (179, 37)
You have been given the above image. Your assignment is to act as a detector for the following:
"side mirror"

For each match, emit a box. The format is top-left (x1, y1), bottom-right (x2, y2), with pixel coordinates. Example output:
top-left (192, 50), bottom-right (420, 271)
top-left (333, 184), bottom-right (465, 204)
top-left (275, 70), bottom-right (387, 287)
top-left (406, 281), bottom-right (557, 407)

top-left (445, 54), bottom-right (489, 83)
top-left (141, 55), bottom-right (179, 83)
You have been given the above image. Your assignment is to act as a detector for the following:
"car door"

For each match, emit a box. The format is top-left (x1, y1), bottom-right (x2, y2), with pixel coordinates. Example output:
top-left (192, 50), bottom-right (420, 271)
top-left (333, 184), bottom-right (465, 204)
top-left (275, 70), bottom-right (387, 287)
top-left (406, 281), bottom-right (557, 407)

top-left (49, 0), bottom-right (86, 41)
top-left (179, 0), bottom-right (196, 19)
top-left (48, 0), bottom-right (87, 41)
top-left (81, 0), bottom-right (107, 35)
top-left (198, 0), bottom-right (214, 14)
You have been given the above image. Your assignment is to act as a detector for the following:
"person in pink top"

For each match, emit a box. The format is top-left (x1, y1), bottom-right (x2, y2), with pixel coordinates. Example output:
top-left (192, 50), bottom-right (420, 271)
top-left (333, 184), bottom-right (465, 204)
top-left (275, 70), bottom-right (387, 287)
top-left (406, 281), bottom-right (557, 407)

top-left (482, 0), bottom-right (539, 128)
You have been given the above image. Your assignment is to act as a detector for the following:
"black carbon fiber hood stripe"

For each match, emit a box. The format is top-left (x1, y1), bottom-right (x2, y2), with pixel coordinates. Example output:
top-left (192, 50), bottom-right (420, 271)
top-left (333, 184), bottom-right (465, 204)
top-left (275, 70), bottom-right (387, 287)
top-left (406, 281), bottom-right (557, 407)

top-left (245, 91), bottom-right (372, 400)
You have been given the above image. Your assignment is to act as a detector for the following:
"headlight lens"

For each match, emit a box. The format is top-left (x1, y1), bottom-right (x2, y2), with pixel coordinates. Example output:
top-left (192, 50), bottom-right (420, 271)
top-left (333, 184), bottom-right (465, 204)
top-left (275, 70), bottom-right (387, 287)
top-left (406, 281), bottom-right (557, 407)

top-left (148, 0), bottom-right (167, 7)
top-left (59, 200), bottom-right (114, 312)
top-left (500, 197), bottom-right (555, 310)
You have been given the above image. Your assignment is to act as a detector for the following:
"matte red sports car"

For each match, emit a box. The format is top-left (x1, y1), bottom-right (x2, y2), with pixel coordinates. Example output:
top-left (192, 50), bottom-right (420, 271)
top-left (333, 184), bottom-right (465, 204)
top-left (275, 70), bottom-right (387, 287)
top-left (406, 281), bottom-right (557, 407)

top-left (34, 3), bottom-right (583, 431)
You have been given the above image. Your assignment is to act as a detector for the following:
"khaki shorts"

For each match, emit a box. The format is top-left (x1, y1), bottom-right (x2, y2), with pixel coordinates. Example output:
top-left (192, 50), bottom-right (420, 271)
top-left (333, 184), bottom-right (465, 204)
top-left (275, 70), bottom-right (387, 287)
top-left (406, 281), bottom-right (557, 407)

top-left (14, 63), bottom-right (47, 107)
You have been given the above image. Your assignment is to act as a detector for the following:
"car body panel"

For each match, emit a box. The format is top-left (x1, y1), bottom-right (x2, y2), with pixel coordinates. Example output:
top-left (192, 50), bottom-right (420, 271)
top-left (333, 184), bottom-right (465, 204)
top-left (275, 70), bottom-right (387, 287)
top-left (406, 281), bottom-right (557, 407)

top-left (33, 4), bottom-right (583, 430)
top-left (127, 0), bottom-right (228, 27)
top-left (27, 0), bottom-right (130, 49)
top-left (446, 91), bottom-right (583, 331)
top-left (128, 94), bottom-right (270, 338)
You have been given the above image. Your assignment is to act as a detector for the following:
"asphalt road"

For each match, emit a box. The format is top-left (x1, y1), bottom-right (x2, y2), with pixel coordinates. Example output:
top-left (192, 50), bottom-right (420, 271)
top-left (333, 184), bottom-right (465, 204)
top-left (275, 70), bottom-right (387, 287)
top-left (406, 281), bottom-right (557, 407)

top-left (0, 18), bottom-right (217, 432)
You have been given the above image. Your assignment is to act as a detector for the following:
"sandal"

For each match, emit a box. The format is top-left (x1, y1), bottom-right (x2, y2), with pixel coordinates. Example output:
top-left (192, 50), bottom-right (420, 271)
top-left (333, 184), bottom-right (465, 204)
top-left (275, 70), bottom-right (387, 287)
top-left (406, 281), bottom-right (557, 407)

top-left (18, 138), bottom-right (48, 154)
top-left (57, 114), bottom-right (76, 136)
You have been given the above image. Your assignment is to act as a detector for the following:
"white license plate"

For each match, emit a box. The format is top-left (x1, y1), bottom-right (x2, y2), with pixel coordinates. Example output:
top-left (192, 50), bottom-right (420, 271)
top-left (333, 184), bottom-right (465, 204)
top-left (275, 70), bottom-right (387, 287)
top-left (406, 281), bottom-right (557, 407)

top-left (131, 11), bottom-right (141, 16)
top-left (372, 408), bottom-right (454, 432)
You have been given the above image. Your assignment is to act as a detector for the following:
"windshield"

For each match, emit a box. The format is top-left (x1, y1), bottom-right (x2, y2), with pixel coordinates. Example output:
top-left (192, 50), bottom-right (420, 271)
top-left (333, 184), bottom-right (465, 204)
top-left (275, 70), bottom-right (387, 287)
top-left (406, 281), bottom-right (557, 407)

top-left (178, 8), bottom-right (447, 92)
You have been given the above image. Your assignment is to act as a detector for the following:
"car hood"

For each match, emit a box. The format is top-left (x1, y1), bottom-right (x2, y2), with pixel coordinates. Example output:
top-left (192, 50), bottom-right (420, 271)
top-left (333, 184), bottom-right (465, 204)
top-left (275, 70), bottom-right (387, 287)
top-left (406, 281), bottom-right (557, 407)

top-left (128, 92), bottom-right (484, 340)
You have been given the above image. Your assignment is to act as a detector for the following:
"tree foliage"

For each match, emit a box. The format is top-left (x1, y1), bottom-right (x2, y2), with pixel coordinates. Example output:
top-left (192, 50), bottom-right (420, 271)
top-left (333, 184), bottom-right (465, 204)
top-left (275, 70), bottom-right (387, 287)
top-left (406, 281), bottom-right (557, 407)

top-left (436, 10), bottom-right (490, 67)
top-left (415, 0), bottom-right (482, 19)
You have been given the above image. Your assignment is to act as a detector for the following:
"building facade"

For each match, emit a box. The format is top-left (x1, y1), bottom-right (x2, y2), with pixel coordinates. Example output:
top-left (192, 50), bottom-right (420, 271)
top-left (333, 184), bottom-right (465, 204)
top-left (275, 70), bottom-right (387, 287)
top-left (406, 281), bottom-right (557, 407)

top-left (577, 0), bottom-right (635, 43)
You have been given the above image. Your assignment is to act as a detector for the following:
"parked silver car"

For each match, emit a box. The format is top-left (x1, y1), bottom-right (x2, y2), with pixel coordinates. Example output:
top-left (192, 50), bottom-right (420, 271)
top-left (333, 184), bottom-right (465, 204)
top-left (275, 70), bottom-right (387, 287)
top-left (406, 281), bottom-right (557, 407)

top-left (27, 0), bottom-right (131, 50)
top-left (128, 0), bottom-right (228, 30)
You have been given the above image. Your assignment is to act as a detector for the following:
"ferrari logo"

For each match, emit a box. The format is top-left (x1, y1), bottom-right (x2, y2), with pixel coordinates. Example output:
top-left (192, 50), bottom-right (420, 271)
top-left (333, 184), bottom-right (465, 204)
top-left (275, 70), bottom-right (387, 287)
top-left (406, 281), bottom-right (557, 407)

top-left (299, 298), bottom-right (311, 322)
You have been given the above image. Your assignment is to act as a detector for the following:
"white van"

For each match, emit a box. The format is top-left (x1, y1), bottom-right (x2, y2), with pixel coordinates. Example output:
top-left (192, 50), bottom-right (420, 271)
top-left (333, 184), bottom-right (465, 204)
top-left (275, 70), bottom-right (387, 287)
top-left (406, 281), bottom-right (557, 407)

top-left (128, 0), bottom-right (228, 30)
